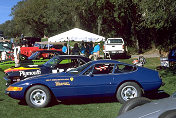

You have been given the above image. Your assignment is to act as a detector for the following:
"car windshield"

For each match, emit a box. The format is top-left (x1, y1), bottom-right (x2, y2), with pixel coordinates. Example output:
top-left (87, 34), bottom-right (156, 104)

top-left (66, 61), bottom-right (92, 75)
top-left (43, 56), bottom-right (59, 68)
top-left (108, 39), bottom-right (123, 43)
top-left (28, 51), bottom-right (40, 60)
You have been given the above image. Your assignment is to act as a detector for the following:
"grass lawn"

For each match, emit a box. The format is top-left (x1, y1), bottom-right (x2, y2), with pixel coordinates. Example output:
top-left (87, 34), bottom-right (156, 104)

top-left (0, 57), bottom-right (176, 118)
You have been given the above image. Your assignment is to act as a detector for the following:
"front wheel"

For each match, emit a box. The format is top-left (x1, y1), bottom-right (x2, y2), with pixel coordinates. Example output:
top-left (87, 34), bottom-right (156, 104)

top-left (25, 85), bottom-right (51, 108)
top-left (116, 82), bottom-right (142, 104)
top-left (118, 97), bottom-right (151, 116)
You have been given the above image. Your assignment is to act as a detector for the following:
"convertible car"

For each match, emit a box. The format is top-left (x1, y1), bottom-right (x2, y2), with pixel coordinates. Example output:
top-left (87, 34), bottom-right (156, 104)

top-left (6, 60), bottom-right (163, 108)
top-left (0, 50), bottom-right (64, 70)
top-left (117, 93), bottom-right (176, 118)
top-left (4, 55), bottom-right (91, 86)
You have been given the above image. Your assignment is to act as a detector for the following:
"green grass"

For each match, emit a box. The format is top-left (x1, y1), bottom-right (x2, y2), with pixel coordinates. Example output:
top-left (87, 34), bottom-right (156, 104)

top-left (0, 57), bottom-right (176, 118)
top-left (0, 70), bottom-right (121, 118)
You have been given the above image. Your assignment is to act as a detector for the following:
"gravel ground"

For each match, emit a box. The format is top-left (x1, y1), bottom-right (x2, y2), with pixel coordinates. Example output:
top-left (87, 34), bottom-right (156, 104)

top-left (131, 53), bottom-right (160, 58)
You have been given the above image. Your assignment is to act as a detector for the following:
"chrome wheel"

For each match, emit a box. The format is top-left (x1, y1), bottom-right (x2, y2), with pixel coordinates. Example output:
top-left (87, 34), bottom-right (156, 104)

top-left (30, 89), bottom-right (47, 106)
top-left (121, 85), bottom-right (138, 101)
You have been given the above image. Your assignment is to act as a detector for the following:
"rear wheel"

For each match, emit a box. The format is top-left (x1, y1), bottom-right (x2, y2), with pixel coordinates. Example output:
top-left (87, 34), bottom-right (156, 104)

top-left (25, 85), bottom-right (51, 108)
top-left (116, 82), bottom-right (142, 104)
top-left (118, 97), bottom-right (151, 116)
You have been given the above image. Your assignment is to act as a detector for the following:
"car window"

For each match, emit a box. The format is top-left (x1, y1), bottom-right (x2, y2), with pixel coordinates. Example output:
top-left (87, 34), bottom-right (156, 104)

top-left (28, 51), bottom-right (40, 59)
top-left (67, 61), bottom-right (92, 75)
top-left (108, 39), bottom-right (123, 43)
top-left (92, 64), bottom-right (114, 75)
top-left (114, 64), bottom-right (136, 73)
top-left (83, 66), bottom-right (93, 75)
top-left (59, 59), bottom-right (72, 64)
top-left (56, 58), bottom-right (86, 71)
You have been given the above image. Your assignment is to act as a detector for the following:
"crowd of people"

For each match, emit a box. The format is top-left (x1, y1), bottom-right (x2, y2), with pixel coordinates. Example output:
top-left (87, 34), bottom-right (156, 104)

top-left (0, 41), bottom-right (21, 67)
top-left (62, 41), bottom-right (101, 60)
top-left (0, 40), bottom-right (101, 68)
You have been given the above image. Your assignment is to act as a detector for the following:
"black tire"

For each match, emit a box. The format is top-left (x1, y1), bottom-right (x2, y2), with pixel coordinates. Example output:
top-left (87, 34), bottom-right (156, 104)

top-left (104, 54), bottom-right (107, 59)
top-left (104, 54), bottom-right (109, 59)
top-left (116, 82), bottom-right (142, 104)
top-left (25, 85), bottom-right (51, 108)
top-left (159, 109), bottom-right (176, 118)
top-left (118, 97), bottom-right (151, 116)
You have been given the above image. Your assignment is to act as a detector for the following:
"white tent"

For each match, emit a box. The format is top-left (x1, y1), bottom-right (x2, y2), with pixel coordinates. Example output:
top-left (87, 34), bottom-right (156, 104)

top-left (48, 28), bottom-right (105, 42)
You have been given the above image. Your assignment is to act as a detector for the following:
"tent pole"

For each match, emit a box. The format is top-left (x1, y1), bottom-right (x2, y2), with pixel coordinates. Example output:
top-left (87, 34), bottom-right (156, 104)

top-left (48, 41), bottom-right (49, 50)
top-left (67, 37), bottom-right (69, 55)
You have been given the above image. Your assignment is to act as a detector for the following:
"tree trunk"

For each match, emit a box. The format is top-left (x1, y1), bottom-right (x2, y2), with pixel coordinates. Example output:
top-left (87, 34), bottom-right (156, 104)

top-left (97, 16), bottom-right (102, 35)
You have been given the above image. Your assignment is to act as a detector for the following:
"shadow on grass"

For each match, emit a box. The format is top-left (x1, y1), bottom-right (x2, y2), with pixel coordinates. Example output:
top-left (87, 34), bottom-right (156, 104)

top-left (144, 90), bottom-right (170, 100)
top-left (17, 96), bottom-right (117, 107)
top-left (18, 91), bottom-right (170, 107)
top-left (60, 96), bottom-right (117, 105)
top-left (18, 100), bottom-right (27, 106)
top-left (0, 99), bottom-right (4, 101)
top-left (18, 99), bottom-right (60, 107)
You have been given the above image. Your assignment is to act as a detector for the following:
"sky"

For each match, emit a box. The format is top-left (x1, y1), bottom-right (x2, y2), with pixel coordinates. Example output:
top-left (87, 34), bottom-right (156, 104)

top-left (0, 0), bottom-right (22, 24)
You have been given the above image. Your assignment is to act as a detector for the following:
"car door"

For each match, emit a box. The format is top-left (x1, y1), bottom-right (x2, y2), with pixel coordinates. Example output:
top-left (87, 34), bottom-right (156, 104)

top-left (71, 63), bottom-right (115, 96)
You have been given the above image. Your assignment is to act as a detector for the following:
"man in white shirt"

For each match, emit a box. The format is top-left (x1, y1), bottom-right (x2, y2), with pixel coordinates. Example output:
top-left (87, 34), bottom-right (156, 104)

top-left (14, 44), bottom-right (21, 67)
top-left (1, 51), bottom-right (7, 61)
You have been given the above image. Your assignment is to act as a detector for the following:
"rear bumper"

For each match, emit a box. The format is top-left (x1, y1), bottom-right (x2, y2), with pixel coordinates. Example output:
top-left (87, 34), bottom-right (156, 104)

top-left (103, 50), bottom-right (125, 54)
top-left (142, 81), bottom-right (163, 92)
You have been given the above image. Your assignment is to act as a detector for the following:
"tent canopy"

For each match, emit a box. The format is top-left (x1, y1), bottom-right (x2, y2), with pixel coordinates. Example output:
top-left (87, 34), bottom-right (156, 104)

top-left (48, 28), bottom-right (105, 42)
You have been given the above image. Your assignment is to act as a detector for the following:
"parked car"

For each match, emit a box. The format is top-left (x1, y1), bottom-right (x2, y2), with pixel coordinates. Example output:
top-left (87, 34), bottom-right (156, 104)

top-left (103, 38), bottom-right (126, 59)
top-left (5, 60), bottom-right (163, 108)
top-left (117, 93), bottom-right (176, 118)
top-left (0, 50), bottom-right (64, 70)
top-left (4, 55), bottom-right (91, 86)
top-left (21, 41), bottom-right (64, 57)
top-left (160, 47), bottom-right (176, 68)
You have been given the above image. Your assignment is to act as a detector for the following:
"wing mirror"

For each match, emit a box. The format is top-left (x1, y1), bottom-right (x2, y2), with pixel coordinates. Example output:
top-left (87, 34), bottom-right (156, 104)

top-left (88, 72), bottom-right (94, 77)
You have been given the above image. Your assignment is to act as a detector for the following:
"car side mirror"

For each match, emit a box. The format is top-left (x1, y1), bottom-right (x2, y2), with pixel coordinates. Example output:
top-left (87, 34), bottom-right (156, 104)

top-left (88, 72), bottom-right (94, 77)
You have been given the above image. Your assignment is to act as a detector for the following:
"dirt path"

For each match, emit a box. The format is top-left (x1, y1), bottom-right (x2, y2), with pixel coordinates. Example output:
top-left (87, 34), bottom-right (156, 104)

top-left (131, 49), bottom-right (161, 58)
top-left (131, 53), bottom-right (160, 58)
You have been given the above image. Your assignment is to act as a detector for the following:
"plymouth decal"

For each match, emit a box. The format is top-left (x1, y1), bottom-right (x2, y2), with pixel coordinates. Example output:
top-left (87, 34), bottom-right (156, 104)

top-left (19, 70), bottom-right (41, 77)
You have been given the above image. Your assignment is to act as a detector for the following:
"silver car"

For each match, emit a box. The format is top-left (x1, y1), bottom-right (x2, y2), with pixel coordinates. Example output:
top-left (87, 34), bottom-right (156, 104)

top-left (117, 92), bottom-right (176, 118)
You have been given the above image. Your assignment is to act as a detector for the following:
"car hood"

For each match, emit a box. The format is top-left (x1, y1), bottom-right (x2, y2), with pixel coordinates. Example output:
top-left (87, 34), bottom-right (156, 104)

top-left (4, 65), bottom-right (43, 73)
top-left (23, 72), bottom-right (75, 81)
top-left (117, 97), bottom-right (176, 118)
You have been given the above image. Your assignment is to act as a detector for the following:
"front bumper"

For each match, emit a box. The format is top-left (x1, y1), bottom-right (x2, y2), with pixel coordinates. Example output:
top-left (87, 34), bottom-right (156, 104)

top-left (5, 90), bottom-right (25, 100)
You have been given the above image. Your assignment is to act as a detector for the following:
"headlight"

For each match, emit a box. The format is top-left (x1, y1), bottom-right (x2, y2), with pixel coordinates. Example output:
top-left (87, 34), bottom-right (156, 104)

top-left (6, 86), bottom-right (23, 91)
top-left (12, 77), bottom-right (21, 82)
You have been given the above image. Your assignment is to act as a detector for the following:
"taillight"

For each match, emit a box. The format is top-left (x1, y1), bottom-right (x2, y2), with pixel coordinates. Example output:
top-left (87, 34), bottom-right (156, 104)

top-left (122, 45), bottom-right (124, 49)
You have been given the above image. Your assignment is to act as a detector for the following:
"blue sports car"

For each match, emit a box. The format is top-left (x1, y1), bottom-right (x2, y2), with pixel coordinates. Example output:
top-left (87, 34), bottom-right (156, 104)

top-left (6, 60), bottom-right (163, 108)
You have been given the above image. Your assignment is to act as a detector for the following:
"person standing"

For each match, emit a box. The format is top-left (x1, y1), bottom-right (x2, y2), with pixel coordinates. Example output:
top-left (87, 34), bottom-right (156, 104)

top-left (14, 42), bottom-right (21, 67)
top-left (1, 51), bottom-right (7, 61)
top-left (89, 43), bottom-right (100, 60)
top-left (89, 41), bottom-right (94, 57)
top-left (71, 43), bottom-right (80, 55)
top-left (62, 43), bottom-right (67, 54)
top-left (80, 41), bottom-right (85, 56)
